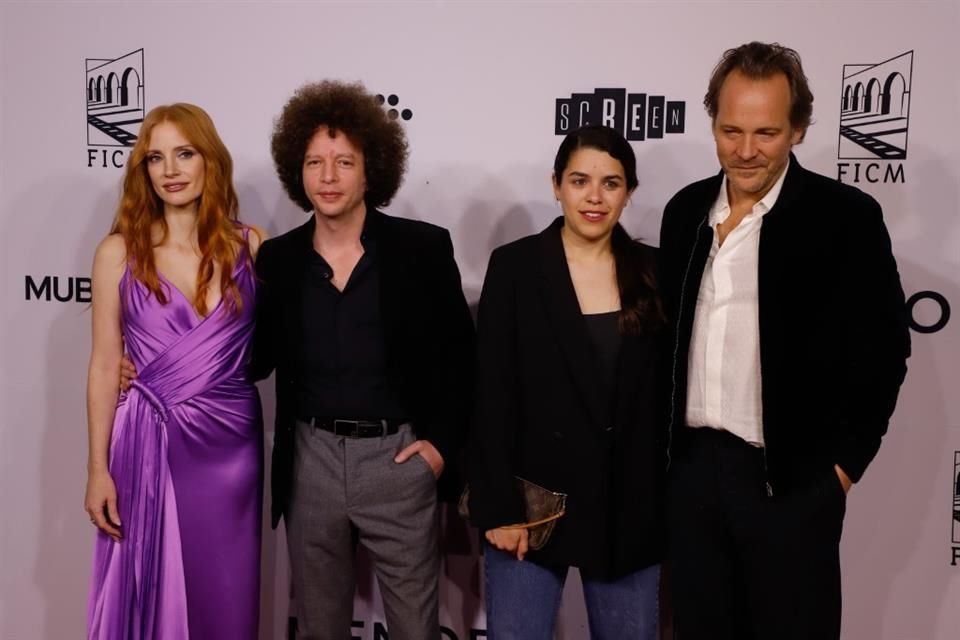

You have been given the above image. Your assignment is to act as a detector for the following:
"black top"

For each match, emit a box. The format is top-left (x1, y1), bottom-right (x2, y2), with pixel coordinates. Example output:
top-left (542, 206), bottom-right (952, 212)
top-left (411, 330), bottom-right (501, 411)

top-left (583, 311), bottom-right (621, 419)
top-left (252, 210), bottom-right (476, 527)
top-left (297, 232), bottom-right (407, 420)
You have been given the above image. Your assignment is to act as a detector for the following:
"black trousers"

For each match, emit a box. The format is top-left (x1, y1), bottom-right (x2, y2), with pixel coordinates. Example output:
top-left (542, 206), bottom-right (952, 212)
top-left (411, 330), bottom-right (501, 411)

top-left (667, 428), bottom-right (846, 640)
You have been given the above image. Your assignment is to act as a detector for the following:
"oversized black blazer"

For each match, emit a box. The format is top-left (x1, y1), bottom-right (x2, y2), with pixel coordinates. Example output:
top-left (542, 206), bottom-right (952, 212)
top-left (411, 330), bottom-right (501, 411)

top-left (467, 218), bottom-right (666, 577)
top-left (253, 210), bottom-right (476, 527)
top-left (659, 155), bottom-right (911, 492)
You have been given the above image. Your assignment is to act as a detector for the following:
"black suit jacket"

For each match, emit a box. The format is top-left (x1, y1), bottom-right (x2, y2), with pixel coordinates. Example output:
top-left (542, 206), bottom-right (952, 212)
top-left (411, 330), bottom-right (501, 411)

top-left (467, 219), bottom-right (666, 577)
top-left (253, 210), bottom-right (476, 527)
top-left (659, 155), bottom-right (910, 492)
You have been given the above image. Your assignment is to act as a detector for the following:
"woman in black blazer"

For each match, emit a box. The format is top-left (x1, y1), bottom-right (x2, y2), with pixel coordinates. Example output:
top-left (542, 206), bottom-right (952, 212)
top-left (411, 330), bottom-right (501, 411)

top-left (467, 125), bottom-right (666, 639)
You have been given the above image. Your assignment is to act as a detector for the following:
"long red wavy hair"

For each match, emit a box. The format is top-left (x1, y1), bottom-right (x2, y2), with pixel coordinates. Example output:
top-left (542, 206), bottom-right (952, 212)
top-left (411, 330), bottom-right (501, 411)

top-left (111, 103), bottom-right (245, 316)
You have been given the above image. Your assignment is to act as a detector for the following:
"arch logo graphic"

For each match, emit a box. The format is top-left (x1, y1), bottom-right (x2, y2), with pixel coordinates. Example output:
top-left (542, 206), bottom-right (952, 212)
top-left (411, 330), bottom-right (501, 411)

top-left (953, 451), bottom-right (960, 566)
top-left (85, 49), bottom-right (145, 167)
top-left (838, 51), bottom-right (912, 160)
top-left (836, 51), bottom-right (912, 185)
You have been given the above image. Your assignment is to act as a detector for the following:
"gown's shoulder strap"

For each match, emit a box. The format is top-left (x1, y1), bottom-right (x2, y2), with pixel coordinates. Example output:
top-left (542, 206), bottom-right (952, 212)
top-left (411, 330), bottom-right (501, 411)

top-left (233, 224), bottom-right (255, 279)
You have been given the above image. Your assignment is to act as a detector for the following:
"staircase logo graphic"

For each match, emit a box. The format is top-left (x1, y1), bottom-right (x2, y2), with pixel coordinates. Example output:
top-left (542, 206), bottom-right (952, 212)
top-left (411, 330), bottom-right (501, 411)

top-left (837, 51), bottom-right (913, 160)
top-left (85, 49), bottom-right (145, 147)
top-left (953, 451), bottom-right (960, 545)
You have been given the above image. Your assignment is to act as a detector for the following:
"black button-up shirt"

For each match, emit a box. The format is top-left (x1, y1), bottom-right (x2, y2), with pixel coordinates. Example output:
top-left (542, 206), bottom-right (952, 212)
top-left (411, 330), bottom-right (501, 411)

top-left (296, 227), bottom-right (408, 420)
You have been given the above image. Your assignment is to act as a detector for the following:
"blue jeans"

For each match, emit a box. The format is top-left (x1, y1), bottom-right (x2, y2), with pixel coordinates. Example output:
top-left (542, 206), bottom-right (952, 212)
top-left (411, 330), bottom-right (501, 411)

top-left (483, 543), bottom-right (659, 640)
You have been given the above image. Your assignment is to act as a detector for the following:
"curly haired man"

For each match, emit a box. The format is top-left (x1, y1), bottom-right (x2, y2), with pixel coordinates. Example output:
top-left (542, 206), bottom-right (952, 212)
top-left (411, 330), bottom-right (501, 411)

top-left (253, 81), bottom-right (475, 640)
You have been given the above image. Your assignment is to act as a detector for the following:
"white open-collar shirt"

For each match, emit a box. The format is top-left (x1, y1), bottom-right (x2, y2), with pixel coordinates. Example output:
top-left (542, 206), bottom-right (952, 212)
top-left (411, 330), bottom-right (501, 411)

top-left (684, 168), bottom-right (788, 446)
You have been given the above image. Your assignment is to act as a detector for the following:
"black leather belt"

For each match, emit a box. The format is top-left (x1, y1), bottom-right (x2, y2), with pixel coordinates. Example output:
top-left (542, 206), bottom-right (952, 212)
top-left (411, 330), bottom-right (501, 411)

top-left (299, 417), bottom-right (402, 438)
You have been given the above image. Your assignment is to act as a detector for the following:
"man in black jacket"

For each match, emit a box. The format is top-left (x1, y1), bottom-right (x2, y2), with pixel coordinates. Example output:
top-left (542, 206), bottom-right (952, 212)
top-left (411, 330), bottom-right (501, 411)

top-left (253, 81), bottom-right (474, 640)
top-left (660, 42), bottom-right (910, 639)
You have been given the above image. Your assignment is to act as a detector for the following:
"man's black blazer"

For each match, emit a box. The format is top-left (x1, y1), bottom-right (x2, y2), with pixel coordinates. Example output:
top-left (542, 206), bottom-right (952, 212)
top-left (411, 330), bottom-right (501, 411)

top-left (659, 154), bottom-right (910, 492)
top-left (467, 218), bottom-right (666, 577)
top-left (253, 210), bottom-right (475, 527)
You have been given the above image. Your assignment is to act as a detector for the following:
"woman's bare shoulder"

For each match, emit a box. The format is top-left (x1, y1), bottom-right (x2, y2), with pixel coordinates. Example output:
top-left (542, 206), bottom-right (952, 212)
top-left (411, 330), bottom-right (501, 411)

top-left (241, 223), bottom-right (268, 258)
top-left (94, 234), bottom-right (127, 266)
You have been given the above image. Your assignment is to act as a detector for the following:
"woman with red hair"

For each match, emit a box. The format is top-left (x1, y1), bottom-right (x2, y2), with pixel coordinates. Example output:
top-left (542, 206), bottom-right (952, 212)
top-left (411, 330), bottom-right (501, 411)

top-left (84, 103), bottom-right (264, 639)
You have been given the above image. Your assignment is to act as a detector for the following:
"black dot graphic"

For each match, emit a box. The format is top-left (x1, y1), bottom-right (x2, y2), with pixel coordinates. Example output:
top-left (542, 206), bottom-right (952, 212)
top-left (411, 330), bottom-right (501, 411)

top-left (401, 109), bottom-right (413, 121)
top-left (387, 94), bottom-right (399, 106)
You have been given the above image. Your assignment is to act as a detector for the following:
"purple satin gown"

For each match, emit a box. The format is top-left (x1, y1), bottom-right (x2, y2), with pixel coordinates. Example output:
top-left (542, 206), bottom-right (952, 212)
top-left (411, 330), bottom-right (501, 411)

top-left (88, 243), bottom-right (263, 640)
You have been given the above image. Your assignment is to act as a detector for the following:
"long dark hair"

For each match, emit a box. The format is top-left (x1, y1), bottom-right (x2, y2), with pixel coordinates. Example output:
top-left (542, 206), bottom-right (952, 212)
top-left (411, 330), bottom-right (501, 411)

top-left (553, 125), bottom-right (664, 335)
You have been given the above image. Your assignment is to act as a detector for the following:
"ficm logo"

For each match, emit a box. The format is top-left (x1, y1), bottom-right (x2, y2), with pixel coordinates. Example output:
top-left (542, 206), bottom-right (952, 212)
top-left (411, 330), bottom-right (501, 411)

top-left (952, 451), bottom-right (960, 566)
top-left (836, 51), bottom-right (912, 185)
top-left (86, 49), bottom-right (145, 168)
top-left (555, 88), bottom-right (685, 140)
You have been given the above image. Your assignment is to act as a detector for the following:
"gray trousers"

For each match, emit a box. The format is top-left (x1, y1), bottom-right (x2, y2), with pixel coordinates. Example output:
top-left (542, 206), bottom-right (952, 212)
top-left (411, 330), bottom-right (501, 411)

top-left (288, 420), bottom-right (440, 640)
